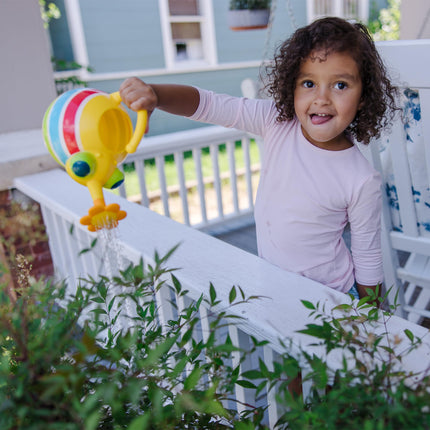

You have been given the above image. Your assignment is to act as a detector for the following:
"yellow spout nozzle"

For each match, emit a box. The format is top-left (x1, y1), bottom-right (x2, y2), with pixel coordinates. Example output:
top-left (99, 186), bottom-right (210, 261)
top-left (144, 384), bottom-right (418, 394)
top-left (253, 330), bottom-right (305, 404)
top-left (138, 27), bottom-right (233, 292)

top-left (80, 202), bottom-right (127, 232)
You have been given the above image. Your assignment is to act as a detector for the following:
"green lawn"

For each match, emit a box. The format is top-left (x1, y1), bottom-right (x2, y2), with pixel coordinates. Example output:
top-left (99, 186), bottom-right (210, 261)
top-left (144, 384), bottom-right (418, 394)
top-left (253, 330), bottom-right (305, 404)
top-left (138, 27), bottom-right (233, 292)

top-left (120, 139), bottom-right (261, 197)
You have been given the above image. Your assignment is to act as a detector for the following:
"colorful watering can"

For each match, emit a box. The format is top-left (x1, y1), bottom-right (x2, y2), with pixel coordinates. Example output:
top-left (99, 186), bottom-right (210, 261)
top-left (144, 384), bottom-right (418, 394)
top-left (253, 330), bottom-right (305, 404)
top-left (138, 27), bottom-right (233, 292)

top-left (43, 88), bottom-right (147, 232)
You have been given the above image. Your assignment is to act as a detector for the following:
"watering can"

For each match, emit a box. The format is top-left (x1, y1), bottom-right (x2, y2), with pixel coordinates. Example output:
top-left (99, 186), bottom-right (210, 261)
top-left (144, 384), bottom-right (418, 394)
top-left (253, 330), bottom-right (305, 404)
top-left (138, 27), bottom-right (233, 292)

top-left (42, 88), bottom-right (147, 231)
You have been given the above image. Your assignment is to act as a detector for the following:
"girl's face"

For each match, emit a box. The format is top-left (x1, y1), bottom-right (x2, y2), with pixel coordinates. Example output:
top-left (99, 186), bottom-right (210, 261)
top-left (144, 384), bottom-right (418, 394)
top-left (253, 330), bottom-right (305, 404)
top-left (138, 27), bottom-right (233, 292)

top-left (294, 50), bottom-right (363, 150)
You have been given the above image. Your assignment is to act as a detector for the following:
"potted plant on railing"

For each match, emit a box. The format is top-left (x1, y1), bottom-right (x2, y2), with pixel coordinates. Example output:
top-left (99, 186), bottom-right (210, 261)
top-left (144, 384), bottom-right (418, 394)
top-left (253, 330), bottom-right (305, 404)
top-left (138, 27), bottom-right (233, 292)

top-left (228, 0), bottom-right (272, 31)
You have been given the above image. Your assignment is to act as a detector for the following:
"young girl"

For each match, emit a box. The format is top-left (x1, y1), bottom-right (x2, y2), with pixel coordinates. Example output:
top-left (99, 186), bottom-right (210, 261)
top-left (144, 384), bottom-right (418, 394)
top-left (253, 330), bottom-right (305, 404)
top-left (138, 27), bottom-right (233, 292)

top-left (119, 17), bottom-right (397, 300)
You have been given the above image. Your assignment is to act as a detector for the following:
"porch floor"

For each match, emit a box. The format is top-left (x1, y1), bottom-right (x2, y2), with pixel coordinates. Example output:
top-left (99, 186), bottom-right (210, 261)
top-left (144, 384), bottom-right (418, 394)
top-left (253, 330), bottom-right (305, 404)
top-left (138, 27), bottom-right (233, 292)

top-left (214, 223), bottom-right (258, 255)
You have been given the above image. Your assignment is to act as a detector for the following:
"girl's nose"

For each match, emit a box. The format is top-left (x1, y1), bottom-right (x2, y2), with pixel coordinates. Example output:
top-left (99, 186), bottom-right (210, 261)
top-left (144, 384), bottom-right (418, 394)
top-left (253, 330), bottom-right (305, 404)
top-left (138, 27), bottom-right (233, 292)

top-left (313, 86), bottom-right (330, 105)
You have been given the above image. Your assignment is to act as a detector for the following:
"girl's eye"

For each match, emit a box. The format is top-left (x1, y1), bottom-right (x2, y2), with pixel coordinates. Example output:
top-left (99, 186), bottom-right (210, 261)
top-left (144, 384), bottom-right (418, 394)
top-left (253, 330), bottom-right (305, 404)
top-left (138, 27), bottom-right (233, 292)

top-left (335, 82), bottom-right (347, 90)
top-left (302, 80), bottom-right (314, 89)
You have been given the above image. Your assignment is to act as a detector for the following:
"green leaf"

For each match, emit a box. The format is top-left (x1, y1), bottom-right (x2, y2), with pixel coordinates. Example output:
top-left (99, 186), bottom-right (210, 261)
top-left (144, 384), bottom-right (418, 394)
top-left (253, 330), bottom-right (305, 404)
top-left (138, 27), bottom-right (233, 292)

top-left (234, 421), bottom-right (256, 430)
top-left (171, 274), bottom-right (182, 294)
top-left (128, 415), bottom-right (150, 430)
top-left (404, 329), bottom-right (414, 342)
top-left (333, 303), bottom-right (352, 311)
top-left (209, 283), bottom-right (217, 304)
top-left (108, 297), bottom-right (116, 312)
top-left (236, 379), bottom-right (257, 389)
top-left (84, 411), bottom-right (101, 430)
top-left (91, 308), bottom-right (107, 316)
top-left (301, 300), bottom-right (316, 310)
top-left (229, 286), bottom-right (237, 304)
top-left (357, 295), bottom-right (371, 307)
top-left (213, 343), bottom-right (241, 353)
top-left (143, 334), bottom-right (178, 367)
top-left (241, 369), bottom-right (263, 379)
top-left (184, 366), bottom-right (202, 390)
top-left (170, 356), bottom-right (188, 379)
top-left (180, 327), bottom-right (194, 346)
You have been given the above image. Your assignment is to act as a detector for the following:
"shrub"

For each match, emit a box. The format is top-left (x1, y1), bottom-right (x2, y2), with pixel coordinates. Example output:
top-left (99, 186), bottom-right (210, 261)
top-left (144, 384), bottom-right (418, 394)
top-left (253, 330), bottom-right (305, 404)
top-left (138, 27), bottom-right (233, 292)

top-left (242, 289), bottom-right (430, 429)
top-left (1, 248), bottom-right (430, 429)
top-left (0, 248), bottom-right (263, 429)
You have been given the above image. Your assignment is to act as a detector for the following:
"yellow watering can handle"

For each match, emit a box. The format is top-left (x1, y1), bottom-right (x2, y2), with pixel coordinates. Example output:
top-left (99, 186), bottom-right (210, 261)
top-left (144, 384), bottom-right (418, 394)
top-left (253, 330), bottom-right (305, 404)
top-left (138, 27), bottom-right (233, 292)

top-left (110, 91), bottom-right (148, 154)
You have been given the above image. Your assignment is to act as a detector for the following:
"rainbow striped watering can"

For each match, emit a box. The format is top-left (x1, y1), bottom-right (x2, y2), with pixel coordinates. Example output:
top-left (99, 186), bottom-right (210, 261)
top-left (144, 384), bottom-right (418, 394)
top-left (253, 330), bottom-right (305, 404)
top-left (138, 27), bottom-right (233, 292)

top-left (43, 88), bottom-right (147, 231)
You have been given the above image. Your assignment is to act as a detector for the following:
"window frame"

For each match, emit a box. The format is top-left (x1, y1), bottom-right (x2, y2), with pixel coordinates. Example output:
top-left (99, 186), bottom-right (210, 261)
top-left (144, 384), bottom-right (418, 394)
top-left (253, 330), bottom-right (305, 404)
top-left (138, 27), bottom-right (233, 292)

top-left (158, 0), bottom-right (218, 70)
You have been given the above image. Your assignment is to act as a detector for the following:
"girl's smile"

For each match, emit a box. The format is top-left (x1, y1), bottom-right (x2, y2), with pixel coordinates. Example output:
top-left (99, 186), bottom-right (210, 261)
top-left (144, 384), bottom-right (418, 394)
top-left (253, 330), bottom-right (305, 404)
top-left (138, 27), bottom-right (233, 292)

top-left (294, 50), bottom-right (363, 151)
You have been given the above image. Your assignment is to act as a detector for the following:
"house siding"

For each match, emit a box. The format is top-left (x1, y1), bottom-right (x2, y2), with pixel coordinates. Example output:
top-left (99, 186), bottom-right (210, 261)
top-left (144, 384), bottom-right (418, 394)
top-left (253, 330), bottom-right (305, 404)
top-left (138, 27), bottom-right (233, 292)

top-left (79, 1), bottom-right (164, 72)
top-left (92, 66), bottom-right (263, 136)
top-left (48, 0), bottom-right (391, 136)
top-left (48, 0), bottom-right (308, 135)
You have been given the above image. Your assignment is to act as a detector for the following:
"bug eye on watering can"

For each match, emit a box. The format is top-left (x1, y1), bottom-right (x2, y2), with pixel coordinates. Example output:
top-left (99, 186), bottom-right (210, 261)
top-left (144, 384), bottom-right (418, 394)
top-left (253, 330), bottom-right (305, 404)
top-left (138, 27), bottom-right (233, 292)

top-left (103, 168), bottom-right (124, 190)
top-left (66, 152), bottom-right (97, 180)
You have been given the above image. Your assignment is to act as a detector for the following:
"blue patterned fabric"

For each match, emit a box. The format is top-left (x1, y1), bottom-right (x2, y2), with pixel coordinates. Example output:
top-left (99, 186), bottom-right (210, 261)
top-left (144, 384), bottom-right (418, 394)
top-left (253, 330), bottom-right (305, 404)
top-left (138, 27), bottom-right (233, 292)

top-left (379, 89), bottom-right (430, 235)
top-left (348, 283), bottom-right (360, 299)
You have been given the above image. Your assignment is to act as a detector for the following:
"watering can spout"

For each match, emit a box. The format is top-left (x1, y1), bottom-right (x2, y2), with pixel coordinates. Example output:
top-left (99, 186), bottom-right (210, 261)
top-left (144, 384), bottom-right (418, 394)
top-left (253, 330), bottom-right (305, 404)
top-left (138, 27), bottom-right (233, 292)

top-left (42, 88), bottom-right (147, 231)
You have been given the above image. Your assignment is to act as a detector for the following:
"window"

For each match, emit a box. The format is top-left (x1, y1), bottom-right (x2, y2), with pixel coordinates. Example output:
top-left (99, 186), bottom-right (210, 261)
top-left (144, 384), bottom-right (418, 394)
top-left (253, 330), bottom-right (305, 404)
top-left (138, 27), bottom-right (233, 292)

top-left (159, 0), bottom-right (217, 69)
top-left (306, 0), bottom-right (369, 23)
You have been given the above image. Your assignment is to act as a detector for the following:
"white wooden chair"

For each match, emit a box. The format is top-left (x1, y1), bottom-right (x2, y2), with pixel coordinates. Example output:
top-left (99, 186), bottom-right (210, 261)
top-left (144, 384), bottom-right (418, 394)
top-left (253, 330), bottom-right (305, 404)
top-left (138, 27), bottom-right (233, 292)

top-left (362, 41), bottom-right (430, 324)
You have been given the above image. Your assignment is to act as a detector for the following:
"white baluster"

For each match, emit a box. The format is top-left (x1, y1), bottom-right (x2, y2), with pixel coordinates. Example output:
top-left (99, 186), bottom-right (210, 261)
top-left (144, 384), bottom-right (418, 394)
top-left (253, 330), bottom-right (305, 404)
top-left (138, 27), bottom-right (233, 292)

top-left (242, 137), bottom-right (254, 210)
top-left (227, 140), bottom-right (240, 214)
top-left (135, 161), bottom-right (150, 207)
top-left (193, 147), bottom-right (208, 224)
top-left (174, 151), bottom-right (190, 225)
top-left (156, 155), bottom-right (170, 218)
top-left (210, 143), bottom-right (224, 218)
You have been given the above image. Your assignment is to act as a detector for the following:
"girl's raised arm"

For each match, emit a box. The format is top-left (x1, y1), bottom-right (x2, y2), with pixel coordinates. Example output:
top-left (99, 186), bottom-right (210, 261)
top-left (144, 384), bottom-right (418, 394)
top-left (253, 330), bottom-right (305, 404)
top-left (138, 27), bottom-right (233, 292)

top-left (119, 77), bottom-right (200, 118)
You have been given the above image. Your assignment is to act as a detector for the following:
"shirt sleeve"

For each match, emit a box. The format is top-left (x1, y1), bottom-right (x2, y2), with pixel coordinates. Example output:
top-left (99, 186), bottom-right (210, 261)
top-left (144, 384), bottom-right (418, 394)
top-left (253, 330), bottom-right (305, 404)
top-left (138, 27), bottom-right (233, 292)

top-left (189, 88), bottom-right (276, 138)
top-left (348, 171), bottom-right (384, 286)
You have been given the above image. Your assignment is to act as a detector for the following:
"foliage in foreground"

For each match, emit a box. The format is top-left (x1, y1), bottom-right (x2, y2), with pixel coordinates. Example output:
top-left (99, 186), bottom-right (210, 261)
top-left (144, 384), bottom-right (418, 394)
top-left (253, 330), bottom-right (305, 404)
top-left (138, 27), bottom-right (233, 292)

top-left (0, 248), bottom-right (265, 429)
top-left (1, 248), bottom-right (430, 429)
top-left (243, 288), bottom-right (430, 429)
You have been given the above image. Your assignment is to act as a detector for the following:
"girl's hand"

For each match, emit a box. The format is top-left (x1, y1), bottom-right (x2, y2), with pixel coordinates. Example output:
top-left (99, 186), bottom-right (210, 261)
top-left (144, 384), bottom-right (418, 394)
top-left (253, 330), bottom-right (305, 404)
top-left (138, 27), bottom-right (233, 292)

top-left (120, 77), bottom-right (157, 112)
top-left (120, 79), bottom-right (200, 120)
top-left (120, 77), bottom-right (157, 133)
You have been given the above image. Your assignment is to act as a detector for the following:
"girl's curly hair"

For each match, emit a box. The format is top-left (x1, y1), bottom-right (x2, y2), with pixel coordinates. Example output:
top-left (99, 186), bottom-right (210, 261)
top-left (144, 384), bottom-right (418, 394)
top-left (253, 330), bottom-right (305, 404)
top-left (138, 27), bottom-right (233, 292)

top-left (264, 17), bottom-right (398, 144)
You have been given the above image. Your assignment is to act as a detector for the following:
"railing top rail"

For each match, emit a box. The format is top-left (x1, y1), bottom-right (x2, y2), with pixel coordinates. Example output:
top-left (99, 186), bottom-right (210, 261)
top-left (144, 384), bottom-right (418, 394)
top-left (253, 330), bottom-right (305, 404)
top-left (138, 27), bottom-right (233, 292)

top-left (14, 169), bottom-right (430, 375)
top-left (125, 125), bottom-right (250, 162)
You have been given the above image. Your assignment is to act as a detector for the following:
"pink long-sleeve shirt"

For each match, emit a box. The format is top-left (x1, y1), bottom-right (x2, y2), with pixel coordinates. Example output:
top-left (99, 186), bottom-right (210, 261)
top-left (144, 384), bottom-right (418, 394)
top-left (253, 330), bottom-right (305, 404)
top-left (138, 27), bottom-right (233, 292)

top-left (189, 88), bottom-right (383, 292)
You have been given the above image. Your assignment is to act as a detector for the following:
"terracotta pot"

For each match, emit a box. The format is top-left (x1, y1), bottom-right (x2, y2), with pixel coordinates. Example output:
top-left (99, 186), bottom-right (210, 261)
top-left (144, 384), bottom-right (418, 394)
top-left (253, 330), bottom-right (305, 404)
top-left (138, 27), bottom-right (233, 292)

top-left (228, 9), bottom-right (270, 31)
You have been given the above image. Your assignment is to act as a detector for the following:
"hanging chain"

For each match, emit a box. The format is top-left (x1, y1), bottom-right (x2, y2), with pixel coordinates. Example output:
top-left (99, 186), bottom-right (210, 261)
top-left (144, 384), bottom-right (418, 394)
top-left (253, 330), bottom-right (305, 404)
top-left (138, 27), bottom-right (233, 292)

top-left (262, 0), bottom-right (299, 62)
top-left (285, 0), bottom-right (298, 30)
top-left (261, 0), bottom-right (277, 61)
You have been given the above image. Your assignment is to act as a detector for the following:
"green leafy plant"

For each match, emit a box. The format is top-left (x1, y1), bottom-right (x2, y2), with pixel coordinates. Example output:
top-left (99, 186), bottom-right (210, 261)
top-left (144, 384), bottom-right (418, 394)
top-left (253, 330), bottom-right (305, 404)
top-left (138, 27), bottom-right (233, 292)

top-left (2, 242), bottom-right (430, 429)
top-left (368, 0), bottom-right (400, 41)
top-left (242, 288), bottom-right (430, 429)
top-left (39, 0), bottom-right (60, 28)
top-left (229, 0), bottom-right (271, 11)
top-left (0, 247), bottom-right (264, 429)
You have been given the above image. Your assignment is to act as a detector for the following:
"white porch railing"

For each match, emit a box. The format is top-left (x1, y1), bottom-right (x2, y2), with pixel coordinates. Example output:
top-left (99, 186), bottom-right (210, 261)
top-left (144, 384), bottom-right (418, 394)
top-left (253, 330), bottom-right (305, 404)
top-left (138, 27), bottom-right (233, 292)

top-left (115, 125), bottom-right (260, 234)
top-left (14, 169), bottom-right (430, 427)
